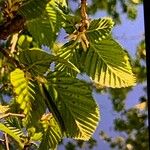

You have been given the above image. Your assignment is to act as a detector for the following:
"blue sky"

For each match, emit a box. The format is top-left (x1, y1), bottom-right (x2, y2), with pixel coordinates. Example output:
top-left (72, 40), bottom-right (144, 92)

top-left (58, 3), bottom-right (145, 150)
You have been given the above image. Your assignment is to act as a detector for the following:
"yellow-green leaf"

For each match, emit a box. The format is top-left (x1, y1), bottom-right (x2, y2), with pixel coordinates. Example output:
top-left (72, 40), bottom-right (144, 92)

top-left (87, 17), bottom-right (114, 43)
top-left (39, 113), bottom-right (62, 150)
top-left (81, 38), bottom-right (136, 88)
top-left (0, 123), bottom-right (24, 148)
top-left (10, 69), bottom-right (35, 125)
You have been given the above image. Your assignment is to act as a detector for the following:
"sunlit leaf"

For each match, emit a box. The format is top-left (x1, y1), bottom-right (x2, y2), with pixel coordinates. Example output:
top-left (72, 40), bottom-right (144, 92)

top-left (131, 0), bottom-right (141, 4)
top-left (17, 35), bottom-right (33, 50)
top-left (0, 105), bottom-right (9, 113)
top-left (87, 18), bottom-right (114, 43)
top-left (0, 123), bottom-right (24, 148)
top-left (81, 38), bottom-right (136, 88)
top-left (134, 101), bottom-right (147, 110)
top-left (10, 68), bottom-right (35, 125)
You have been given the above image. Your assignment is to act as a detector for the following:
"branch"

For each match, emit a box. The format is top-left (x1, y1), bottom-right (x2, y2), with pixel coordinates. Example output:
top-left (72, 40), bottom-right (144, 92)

top-left (4, 134), bottom-right (10, 150)
top-left (79, 0), bottom-right (90, 32)
top-left (0, 113), bottom-right (25, 120)
top-left (0, 138), bottom-right (5, 143)
top-left (81, 0), bottom-right (88, 20)
top-left (67, 0), bottom-right (90, 51)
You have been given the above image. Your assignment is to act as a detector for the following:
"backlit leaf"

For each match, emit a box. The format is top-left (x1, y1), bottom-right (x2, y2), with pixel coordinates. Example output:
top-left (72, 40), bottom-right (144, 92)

top-left (0, 123), bottom-right (24, 148)
top-left (87, 18), bottom-right (114, 43)
top-left (81, 38), bottom-right (136, 88)
top-left (10, 69), bottom-right (35, 125)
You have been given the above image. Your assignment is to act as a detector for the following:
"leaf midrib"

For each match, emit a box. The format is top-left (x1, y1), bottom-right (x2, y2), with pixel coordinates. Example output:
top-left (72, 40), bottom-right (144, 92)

top-left (90, 43), bottom-right (134, 84)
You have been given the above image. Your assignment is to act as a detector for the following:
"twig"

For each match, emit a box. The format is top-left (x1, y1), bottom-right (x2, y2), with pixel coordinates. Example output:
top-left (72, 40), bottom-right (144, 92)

top-left (81, 0), bottom-right (88, 20)
top-left (63, 0), bottom-right (90, 51)
top-left (4, 133), bottom-right (10, 150)
top-left (79, 0), bottom-right (90, 32)
top-left (0, 113), bottom-right (25, 120)
top-left (0, 138), bottom-right (5, 143)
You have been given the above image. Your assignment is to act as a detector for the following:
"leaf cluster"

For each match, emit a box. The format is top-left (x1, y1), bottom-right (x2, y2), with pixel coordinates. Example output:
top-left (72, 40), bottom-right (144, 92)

top-left (0, 0), bottom-right (136, 149)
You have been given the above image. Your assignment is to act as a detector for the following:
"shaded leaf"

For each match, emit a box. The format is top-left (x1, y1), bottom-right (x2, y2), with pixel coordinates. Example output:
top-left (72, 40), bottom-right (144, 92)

top-left (48, 73), bottom-right (100, 140)
top-left (26, 1), bottom-right (64, 47)
top-left (26, 17), bottom-right (54, 47)
top-left (39, 83), bottom-right (66, 133)
top-left (19, 50), bottom-right (80, 75)
top-left (19, 0), bottom-right (49, 20)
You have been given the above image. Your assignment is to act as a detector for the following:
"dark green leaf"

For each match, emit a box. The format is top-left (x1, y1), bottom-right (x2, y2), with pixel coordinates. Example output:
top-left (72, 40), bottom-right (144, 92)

top-left (48, 73), bottom-right (100, 140)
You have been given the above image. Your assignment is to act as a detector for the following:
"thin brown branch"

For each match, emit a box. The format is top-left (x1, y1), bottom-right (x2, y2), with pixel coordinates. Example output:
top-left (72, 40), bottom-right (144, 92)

top-left (67, 0), bottom-right (90, 51)
top-left (0, 113), bottom-right (25, 120)
top-left (4, 133), bottom-right (10, 150)
top-left (81, 0), bottom-right (88, 20)
top-left (79, 0), bottom-right (90, 32)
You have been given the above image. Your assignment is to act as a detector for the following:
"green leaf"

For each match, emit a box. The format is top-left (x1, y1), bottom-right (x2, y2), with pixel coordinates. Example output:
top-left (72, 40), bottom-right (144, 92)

top-left (48, 73), bottom-right (100, 140)
top-left (31, 131), bottom-right (43, 141)
top-left (87, 17), bottom-right (114, 43)
top-left (39, 114), bottom-right (62, 150)
top-left (55, 41), bottom-right (81, 76)
top-left (29, 87), bottom-right (47, 127)
top-left (81, 38), bottom-right (136, 88)
top-left (39, 83), bottom-right (66, 133)
top-left (19, 50), bottom-right (51, 75)
top-left (17, 35), bottom-right (33, 50)
top-left (19, 50), bottom-right (80, 75)
top-left (10, 69), bottom-right (47, 127)
top-left (63, 15), bottom-right (80, 34)
top-left (26, 1), bottom-right (63, 47)
top-left (0, 105), bottom-right (9, 113)
top-left (26, 17), bottom-right (54, 47)
top-left (10, 69), bottom-right (36, 125)
top-left (4, 120), bottom-right (24, 137)
top-left (0, 123), bottom-right (24, 148)
top-left (19, 0), bottom-right (49, 20)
